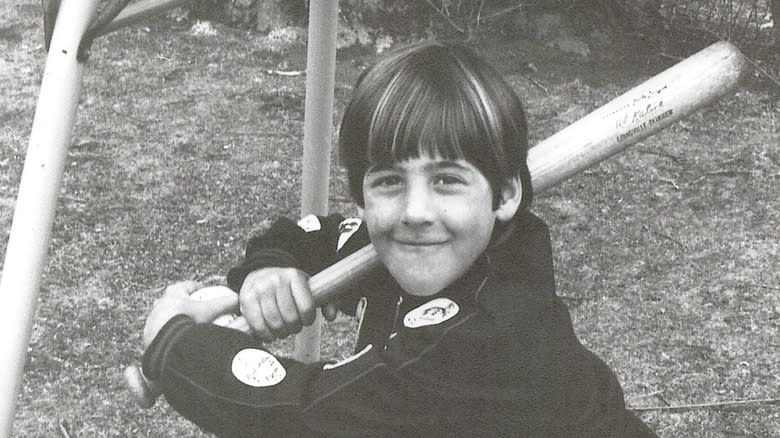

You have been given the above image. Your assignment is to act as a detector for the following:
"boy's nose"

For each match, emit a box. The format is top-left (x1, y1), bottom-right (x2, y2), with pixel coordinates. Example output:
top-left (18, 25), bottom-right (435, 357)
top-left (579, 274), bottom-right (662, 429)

top-left (401, 185), bottom-right (435, 226)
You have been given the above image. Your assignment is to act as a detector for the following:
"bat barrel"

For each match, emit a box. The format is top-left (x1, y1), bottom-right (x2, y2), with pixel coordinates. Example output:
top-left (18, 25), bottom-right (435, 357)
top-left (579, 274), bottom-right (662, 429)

top-left (528, 41), bottom-right (746, 193)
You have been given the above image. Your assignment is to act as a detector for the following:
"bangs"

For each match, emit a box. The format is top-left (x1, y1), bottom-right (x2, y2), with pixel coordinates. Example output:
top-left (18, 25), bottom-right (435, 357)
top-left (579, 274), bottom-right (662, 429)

top-left (363, 63), bottom-right (506, 171)
top-left (338, 41), bottom-right (530, 208)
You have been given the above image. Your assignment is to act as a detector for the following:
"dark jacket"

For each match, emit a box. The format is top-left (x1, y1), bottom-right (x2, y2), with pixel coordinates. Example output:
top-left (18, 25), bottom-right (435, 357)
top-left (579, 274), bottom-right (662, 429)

top-left (143, 209), bottom-right (656, 437)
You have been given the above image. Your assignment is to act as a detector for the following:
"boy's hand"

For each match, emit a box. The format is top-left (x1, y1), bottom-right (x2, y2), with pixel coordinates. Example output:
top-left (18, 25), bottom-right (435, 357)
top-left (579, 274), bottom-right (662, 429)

top-left (239, 268), bottom-right (337, 341)
top-left (143, 281), bottom-right (239, 348)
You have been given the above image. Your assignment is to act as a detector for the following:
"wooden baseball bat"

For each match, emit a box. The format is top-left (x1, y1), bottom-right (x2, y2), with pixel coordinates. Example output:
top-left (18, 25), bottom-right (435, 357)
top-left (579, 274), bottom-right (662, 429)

top-left (125, 41), bottom-right (746, 408)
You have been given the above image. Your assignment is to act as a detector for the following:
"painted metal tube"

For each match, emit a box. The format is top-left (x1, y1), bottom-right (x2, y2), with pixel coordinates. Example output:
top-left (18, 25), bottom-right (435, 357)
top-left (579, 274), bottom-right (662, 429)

top-left (0, 1), bottom-right (102, 436)
top-left (294, 0), bottom-right (340, 364)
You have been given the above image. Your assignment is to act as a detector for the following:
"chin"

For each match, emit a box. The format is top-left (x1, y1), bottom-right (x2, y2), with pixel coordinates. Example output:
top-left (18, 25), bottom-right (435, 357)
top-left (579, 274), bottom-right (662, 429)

top-left (393, 270), bottom-right (451, 297)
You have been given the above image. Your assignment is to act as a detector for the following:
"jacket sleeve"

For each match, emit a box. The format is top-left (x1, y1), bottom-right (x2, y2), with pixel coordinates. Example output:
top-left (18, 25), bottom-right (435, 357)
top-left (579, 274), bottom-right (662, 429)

top-left (143, 312), bottom-right (444, 437)
top-left (141, 291), bottom-right (567, 437)
top-left (226, 214), bottom-right (348, 292)
top-left (142, 316), bottom-right (320, 437)
top-left (141, 309), bottom-right (473, 437)
top-left (225, 214), bottom-right (374, 316)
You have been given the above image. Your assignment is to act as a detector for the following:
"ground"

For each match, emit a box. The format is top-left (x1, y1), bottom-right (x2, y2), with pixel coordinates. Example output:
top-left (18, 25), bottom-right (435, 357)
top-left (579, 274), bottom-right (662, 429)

top-left (1, 2), bottom-right (778, 437)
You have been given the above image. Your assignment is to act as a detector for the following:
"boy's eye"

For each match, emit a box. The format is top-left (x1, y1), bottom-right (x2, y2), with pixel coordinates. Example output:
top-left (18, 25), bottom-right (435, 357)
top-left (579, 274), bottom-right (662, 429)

top-left (370, 175), bottom-right (403, 189)
top-left (433, 174), bottom-right (465, 186)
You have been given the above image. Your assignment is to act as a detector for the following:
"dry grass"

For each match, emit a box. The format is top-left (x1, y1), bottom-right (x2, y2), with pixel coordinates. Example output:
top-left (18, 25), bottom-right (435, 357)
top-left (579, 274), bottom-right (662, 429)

top-left (1, 1), bottom-right (778, 437)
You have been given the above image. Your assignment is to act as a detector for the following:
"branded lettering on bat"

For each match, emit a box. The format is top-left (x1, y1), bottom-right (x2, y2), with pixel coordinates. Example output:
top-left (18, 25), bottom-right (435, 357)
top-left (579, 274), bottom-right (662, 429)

top-left (616, 109), bottom-right (674, 142)
top-left (605, 84), bottom-right (669, 132)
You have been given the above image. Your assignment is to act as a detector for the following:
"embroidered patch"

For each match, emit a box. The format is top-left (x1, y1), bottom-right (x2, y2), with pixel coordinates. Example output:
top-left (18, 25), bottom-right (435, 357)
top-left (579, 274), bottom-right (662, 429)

top-left (337, 217), bottom-right (362, 251)
top-left (352, 297), bottom-right (368, 353)
top-left (323, 344), bottom-right (373, 370)
top-left (297, 214), bottom-right (321, 232)
top-left (190, 286), bottom-right (238, 327)
top-left (403, 298), bottom-right (460, 328)
top-left (231, 349), bottom-right (286, 387)
top-left (354, 296), bottom-right (367, 322)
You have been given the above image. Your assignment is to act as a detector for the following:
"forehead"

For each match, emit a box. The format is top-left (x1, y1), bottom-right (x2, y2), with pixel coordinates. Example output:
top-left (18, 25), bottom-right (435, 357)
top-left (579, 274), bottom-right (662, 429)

top-left (367, 155), bottom-right (481, 174)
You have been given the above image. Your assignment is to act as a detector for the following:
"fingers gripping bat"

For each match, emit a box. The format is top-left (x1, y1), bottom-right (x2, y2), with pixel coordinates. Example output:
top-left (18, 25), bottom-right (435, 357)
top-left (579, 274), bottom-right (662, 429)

top-left (124, 41), bottom-right (746, 408)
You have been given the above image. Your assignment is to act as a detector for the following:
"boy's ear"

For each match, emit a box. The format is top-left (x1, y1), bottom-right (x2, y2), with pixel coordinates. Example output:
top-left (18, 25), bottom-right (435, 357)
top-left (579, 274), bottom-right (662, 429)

top-left (495, 177), bottom-right (523, 222)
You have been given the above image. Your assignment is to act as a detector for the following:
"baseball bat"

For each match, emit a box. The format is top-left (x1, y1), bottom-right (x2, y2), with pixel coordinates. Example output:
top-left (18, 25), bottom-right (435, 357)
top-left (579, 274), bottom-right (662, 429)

top-left (125, 41), bottom-right (746, 408)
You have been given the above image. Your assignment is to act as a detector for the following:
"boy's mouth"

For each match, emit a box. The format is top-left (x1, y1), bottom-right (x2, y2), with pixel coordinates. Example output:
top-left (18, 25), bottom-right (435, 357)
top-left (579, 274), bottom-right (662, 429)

top-left (393, 238), bottom-right (448, 247)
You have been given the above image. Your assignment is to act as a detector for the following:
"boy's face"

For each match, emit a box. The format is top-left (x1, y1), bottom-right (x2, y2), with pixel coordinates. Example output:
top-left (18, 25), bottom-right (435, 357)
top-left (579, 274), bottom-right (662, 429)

top-left (361, 154), bottom-right (520, 296)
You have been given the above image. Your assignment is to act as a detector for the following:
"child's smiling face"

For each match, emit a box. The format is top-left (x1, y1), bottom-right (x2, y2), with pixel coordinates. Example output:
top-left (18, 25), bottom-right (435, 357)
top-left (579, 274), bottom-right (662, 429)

top-left (361, 154), bottom-right (521, 296)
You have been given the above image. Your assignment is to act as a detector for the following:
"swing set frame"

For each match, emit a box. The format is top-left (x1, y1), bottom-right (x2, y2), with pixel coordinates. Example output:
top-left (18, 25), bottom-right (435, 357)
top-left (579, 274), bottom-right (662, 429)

top-left (0, 0), bottom-right (338, 434)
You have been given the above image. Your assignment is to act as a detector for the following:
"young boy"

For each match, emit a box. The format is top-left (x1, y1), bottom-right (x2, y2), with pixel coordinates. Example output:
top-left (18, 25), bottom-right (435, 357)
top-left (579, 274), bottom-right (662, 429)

top-left (142, 41), bottom-right (657, 437)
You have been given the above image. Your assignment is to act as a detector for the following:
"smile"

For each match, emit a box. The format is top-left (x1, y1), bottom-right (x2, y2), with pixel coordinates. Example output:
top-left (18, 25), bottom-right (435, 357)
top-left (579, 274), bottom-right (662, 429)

top-left (393, 239), bottom-right (448, 247)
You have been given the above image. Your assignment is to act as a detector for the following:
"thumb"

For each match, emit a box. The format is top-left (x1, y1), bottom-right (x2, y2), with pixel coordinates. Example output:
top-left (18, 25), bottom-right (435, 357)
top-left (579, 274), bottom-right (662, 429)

top-left (322, 303), bottom-right (338, 322)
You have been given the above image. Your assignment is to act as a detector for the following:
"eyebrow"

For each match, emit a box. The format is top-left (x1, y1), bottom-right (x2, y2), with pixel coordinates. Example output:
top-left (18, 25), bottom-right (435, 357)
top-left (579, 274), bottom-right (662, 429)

top-left (426, 160), bottom-right (472, 172)
top-left (367, 159), bottom-right (473, 174)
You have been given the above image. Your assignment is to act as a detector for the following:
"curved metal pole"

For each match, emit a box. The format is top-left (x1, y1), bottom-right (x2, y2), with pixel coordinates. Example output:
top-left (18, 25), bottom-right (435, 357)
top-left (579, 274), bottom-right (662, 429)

top-left (0, 1), bottom-right (101, 436)
top-left (294, 0), bottom-right (340, 363)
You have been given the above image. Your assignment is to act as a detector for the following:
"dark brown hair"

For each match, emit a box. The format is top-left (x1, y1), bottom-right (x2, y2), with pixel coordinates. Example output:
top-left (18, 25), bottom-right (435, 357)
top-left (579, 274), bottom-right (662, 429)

top-left (338, 40), bottom-right (532, 209)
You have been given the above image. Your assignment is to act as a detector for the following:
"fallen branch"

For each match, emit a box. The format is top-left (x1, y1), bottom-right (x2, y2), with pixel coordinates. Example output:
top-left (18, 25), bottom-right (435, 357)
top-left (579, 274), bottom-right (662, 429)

top-left (636, 148), bottom-right (683, 163)
top-left (742, 282), bottom-right (780, 291)
top-left (653, 231), bottom-right (686, 249)
top-left (522, 74), bottom-right (550, 94)
top-left (689, 169), bottom-right (755, 185)
top-left (477, 4), bottom-right (524, 23)
top-left (424, 0), bottom-right (465, 34)
top-left (59, 195), bottom-right (87, 204)
top-left (657, 177), bottom-right (680, 190)
top-left (742, 54), bottom-right (780, 89)
top-left (58, 419), bottom-right (74, 438)
top-left (659, 52), bottom-right (684, 61)
top-left (631, 397), bottom-right (780, 412)
top-left (643, 225), bottom-right (686, 249)
top-left (265, 69), bottom-right (305, 77)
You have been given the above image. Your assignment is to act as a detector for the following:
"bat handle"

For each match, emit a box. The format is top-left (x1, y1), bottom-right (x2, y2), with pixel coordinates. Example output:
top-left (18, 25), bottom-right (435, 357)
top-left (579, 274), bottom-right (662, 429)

top-left (124, 364), bottom-right (161, 409)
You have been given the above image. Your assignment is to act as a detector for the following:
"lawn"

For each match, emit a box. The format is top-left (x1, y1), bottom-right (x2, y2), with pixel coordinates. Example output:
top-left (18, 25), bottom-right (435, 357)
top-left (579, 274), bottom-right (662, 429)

top-left (1, 1), bottom-right (778, 437)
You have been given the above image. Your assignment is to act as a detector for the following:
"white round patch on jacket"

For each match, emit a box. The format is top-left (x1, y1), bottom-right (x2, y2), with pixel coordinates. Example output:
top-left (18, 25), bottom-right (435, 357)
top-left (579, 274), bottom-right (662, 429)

top-left (337, 217), bottom-right (362, 251)
top-left (297, 214), bottom-right (321, 232)
top-left (403, 298), bottom-right (460, 328)
top-left (231, 349), bottom-right (286, 387)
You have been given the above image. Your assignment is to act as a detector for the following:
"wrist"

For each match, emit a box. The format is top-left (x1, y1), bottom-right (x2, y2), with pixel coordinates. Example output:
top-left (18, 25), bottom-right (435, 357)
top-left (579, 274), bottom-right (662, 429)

top-left (142, 314), bottom-right (195, 381)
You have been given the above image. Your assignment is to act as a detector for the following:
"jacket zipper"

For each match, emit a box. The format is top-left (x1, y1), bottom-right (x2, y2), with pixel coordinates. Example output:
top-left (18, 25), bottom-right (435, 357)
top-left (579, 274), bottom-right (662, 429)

top-left (390, 295), bottom-right (403, 335)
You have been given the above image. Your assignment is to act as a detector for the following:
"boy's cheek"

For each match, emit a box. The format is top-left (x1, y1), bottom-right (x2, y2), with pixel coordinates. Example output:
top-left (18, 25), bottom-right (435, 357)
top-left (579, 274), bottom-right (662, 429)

top-left (360, 201), bottom-right (395, 230)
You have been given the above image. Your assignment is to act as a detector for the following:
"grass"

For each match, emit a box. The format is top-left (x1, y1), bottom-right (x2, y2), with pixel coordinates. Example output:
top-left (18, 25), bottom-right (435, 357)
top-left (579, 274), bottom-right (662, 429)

top-left (1, 2), bottom-right (779, 437)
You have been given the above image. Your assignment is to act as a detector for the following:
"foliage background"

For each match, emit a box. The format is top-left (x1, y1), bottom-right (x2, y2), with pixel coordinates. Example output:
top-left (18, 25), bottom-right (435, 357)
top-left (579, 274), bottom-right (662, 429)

top-left (1, 0), bottom-right (778, 436)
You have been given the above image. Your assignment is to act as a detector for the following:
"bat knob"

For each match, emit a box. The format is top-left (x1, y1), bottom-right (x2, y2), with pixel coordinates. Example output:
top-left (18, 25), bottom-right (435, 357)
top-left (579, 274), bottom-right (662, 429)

top-left (124, 364), bottom-right (159, 409)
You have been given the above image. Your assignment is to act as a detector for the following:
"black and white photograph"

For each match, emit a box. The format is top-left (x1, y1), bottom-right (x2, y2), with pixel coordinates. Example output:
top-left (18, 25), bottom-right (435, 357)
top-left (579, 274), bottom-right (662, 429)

top-left (0, 1), bottom-right (778, 436)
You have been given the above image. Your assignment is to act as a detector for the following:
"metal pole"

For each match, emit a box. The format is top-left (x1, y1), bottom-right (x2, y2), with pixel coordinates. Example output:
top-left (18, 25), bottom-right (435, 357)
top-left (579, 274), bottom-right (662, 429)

top-left (294, 0), bottom-right (340, 363)
top-left (0, 0), bottom-right (101, 435)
